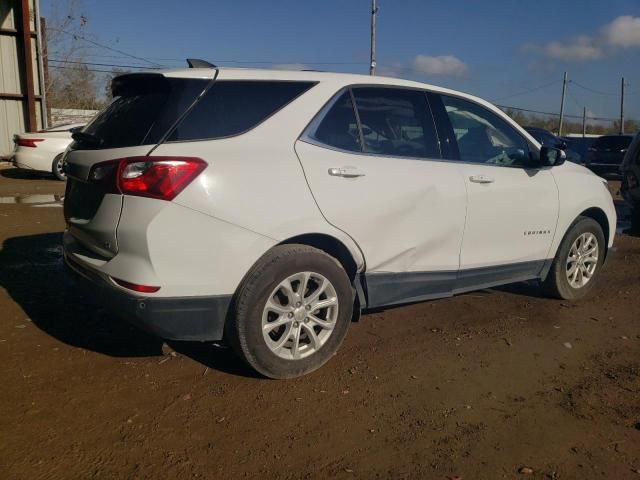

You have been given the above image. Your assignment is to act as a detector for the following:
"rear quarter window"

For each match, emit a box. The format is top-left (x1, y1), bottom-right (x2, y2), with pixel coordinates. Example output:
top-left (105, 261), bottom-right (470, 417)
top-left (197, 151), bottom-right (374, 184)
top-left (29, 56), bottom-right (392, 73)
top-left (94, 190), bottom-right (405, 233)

top-left (168, 81), bottom-right (316, 141)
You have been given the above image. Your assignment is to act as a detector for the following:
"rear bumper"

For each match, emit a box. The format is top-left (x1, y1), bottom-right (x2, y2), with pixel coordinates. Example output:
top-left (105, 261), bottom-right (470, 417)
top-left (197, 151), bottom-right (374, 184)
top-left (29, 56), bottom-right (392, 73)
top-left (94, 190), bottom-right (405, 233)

top-left (13, 149), bottom-right (52, 172)
top-left (64, 248), bottom-right (231, 341)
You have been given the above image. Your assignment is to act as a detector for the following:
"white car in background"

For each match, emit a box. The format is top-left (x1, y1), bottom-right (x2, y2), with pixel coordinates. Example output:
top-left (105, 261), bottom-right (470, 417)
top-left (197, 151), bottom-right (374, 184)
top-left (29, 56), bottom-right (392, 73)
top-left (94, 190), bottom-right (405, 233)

top-left (12, 123), bottom-right (85, 180)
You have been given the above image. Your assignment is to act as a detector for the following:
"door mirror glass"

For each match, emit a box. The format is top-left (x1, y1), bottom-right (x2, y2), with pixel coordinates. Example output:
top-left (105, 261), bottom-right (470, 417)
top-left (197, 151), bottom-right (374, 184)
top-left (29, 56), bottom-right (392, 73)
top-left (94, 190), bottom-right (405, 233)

top-left (539, 146), bottom-right (566, 167)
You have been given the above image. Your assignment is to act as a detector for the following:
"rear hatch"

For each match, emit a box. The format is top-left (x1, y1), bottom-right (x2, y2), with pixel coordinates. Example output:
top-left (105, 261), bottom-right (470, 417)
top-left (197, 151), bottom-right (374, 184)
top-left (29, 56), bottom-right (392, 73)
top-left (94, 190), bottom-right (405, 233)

top-left (64, 72), bottom-right (212, 258)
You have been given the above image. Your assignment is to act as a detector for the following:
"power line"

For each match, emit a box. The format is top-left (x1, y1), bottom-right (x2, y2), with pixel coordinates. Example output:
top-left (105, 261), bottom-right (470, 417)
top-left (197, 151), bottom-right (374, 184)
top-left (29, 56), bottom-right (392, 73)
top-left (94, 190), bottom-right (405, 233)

top-left (63, 51), bottom-right (369, 65)
top-left (65, 51), bottom-right (368, 66)
top-left (49, 64), bottom-right (119, 74)
top-left (49, 58), bottom-right (162, 70)
top-left (47, 28), bottom-right (165, 67)
top-left (496, 104), bottom-right (617, 122)
top-left (566, 90), bottom-right (583, 111)
top-left (491, 79), bottom-right (561, 103)
top-left (51, 55), bottom-right (369, 69)
top-left (571, 80), bottom-right (618, 97)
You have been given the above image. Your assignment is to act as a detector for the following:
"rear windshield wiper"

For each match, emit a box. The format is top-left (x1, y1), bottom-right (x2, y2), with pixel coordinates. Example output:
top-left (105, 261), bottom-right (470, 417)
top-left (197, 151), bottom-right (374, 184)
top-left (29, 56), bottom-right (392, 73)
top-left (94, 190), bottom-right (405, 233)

top-left (72, 131), bottom-right (102, 147)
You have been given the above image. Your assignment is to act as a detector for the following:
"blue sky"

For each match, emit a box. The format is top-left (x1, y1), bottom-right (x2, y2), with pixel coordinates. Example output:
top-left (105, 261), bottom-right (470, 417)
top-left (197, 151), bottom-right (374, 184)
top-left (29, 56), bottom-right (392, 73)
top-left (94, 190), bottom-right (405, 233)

top-left (42, 0), bottom-right (640, 120)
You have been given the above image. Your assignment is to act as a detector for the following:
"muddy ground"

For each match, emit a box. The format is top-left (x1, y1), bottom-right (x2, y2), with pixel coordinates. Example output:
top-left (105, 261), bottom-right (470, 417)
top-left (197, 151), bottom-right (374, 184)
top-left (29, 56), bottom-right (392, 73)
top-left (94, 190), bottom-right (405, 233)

top-left (0, 165), bottom-right (639, 479)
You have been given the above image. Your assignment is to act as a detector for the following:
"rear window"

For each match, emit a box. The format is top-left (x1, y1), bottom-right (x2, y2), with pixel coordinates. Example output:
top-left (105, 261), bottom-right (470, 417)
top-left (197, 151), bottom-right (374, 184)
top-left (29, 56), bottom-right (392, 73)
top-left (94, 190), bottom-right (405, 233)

top-left (167, 81), bottom-right (315, 141)
top-left (592, 136), bottom-right (633, 150)
top-left (75, 77), bottom-right (314, 150)
top-left (78, 75), bottom-right (208, 150)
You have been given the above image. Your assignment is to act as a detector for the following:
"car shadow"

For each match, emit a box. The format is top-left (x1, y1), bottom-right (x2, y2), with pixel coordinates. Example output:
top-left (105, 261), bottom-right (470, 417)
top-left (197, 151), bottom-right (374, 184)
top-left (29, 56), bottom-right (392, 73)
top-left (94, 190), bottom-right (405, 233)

top-left (0, 167), bottom-right (57, 181)
top-left (491, 281), bottom-right (550, 299)
top-left (0, 232), bottom-right (259, 378)
top-left (167, 341), bottom-right (259, 378)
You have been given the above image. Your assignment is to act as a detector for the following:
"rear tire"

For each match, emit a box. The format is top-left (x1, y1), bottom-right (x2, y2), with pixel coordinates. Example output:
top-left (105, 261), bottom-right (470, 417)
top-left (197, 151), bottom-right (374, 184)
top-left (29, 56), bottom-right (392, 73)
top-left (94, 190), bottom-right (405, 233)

top-left (52, 154), bottom-right (66, 181)
top-left (542, 216), bottom-right (605, 300)
top-left (226, 244), bottom-right (353, 379)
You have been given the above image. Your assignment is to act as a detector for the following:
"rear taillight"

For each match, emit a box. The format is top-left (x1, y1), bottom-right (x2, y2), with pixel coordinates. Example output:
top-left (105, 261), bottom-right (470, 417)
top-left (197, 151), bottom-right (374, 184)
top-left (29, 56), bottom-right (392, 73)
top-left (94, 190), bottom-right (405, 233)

top-left (88, 156), bottom-right (206, 200)
top-left (112, 277), bottom-right (160, 293)
top-left (16, 138), bottom-right (44, 148)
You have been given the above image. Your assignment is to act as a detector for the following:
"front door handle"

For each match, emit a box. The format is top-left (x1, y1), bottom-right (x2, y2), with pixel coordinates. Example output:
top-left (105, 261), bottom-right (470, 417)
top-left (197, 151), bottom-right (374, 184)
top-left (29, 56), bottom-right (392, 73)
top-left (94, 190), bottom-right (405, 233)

top-left (469, 174), bottom-right (495, 184)
top-left (328, 167), bottom-right (366, 178)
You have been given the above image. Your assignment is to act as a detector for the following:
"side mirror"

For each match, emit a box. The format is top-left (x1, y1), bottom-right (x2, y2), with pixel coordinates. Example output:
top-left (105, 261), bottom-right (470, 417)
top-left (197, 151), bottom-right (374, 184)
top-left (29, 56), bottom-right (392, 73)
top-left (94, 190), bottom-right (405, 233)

top-left (539, 146), bottom-right (566, 167)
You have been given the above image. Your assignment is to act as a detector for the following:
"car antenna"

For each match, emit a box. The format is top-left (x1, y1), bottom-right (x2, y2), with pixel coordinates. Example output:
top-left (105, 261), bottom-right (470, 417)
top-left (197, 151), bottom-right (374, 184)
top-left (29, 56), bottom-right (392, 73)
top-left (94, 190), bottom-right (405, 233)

top-left (186, 58), bottom-right (217, 68)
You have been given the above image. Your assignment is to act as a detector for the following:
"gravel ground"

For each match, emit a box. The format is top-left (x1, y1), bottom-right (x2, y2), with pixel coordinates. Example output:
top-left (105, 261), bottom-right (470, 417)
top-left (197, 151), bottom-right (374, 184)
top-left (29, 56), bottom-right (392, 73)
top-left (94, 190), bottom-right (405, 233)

top-left (0, 165), bottom-right (639, 479)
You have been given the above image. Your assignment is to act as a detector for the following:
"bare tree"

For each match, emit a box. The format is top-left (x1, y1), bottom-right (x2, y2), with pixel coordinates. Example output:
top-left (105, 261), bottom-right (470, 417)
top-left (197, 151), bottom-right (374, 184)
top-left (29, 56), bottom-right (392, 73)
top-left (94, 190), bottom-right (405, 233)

top-left (44, 0), bottom-right (101, 109)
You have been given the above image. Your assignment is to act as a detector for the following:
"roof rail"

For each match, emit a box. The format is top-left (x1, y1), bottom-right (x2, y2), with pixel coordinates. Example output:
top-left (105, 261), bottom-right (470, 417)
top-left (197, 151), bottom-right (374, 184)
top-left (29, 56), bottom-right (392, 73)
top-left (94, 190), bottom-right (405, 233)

top-left (186, 58), bottom-right (217, 69)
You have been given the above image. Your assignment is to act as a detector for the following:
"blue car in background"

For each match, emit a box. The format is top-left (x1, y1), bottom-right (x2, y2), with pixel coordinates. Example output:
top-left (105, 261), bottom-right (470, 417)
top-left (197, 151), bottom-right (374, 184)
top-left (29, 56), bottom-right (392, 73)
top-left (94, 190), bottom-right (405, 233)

top-left (524, 127), bottom-right (582, 163)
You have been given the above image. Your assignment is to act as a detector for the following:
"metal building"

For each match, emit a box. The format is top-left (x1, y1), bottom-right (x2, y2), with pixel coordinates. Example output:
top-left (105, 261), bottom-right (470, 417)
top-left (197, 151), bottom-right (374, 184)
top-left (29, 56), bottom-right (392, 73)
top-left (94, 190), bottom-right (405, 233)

top-left (0, 0), bottom-right (47, 158)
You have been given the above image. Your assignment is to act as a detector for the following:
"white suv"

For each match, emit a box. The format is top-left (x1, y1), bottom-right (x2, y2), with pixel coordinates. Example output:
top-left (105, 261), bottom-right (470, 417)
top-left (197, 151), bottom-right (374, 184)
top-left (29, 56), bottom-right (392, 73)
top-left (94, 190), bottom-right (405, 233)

top-left (63, 66), bottom-right (616, 378)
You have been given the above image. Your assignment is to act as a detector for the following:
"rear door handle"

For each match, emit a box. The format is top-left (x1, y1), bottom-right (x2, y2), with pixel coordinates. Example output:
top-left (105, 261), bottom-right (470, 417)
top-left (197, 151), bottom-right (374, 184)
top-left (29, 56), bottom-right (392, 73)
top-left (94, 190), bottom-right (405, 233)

top-left (469, 174), bottom-right (495, 184)
top-left (328, 167), bottom-right (366, 178)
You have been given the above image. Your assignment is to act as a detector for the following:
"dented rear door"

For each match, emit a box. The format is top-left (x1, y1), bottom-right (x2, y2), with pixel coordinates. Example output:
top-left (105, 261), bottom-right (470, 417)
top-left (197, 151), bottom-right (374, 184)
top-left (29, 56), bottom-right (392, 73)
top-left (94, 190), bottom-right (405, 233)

top-left (295, 86), bottom-right (467, 305)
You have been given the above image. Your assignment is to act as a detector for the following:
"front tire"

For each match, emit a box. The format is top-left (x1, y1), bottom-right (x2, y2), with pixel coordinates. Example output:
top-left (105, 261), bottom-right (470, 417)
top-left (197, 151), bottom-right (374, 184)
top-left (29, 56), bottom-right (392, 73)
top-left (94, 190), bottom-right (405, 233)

top-left (52, 154), bottom-right (66, 181)
top-left (227, 244), bottom-right (353, 379)
top-left (542, 216), bottom-right (605, 300)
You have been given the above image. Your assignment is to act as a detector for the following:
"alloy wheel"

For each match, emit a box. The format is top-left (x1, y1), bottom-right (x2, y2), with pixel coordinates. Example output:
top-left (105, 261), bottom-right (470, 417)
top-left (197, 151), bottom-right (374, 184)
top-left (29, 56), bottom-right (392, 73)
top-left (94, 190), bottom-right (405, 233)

top-left (566, 232), bottom-right (599, 289)
top-left (261, 271), bottom-right (339, 360)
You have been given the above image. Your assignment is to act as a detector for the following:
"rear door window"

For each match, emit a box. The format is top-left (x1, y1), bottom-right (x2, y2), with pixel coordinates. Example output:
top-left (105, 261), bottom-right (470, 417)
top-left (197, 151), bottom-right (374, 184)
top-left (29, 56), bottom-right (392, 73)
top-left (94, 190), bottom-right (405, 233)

top-left (168, 81), bottom-right (316, 141)
top-left (352, 87), bottom-right (440, 159)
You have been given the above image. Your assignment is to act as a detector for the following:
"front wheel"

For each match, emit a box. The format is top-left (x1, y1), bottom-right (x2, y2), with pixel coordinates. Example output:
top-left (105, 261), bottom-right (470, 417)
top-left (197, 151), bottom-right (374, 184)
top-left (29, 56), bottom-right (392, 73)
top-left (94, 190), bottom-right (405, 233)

top-left (542, 216), bottom-right (605, 300)
top-left (51, 154), bottom-right (66, 181)
top-left (226, 244), bottom-right (353, 379)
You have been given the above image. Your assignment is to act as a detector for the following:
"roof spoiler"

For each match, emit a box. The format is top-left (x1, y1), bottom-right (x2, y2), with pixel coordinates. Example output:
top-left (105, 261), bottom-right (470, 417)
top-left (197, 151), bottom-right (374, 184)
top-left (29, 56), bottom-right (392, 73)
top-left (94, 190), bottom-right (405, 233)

top-left (186, 58), bottom-right (217, 69)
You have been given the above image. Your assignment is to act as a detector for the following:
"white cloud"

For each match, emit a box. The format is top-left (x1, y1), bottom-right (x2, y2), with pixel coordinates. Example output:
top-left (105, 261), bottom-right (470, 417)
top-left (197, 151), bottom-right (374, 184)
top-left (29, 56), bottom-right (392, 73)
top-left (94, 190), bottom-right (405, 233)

top-left (524, 15), bottom-right (640, 62)
top-left (377, 63), bottom-right (405, 77)
top-left (412, 55), bottom-right (468, 77)
top-left (544, 36), bottom-right (603, 61)
top-left (270, 63), bottom-right (308, 71)
top-left (601, 15), bottom-right (640, 47)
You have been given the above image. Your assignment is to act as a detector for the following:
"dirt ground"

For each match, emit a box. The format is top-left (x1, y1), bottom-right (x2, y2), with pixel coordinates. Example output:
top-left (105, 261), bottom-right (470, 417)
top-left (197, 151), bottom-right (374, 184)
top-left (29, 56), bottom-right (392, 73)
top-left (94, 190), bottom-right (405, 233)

top-left (0, 164), bottom-right (639, 480)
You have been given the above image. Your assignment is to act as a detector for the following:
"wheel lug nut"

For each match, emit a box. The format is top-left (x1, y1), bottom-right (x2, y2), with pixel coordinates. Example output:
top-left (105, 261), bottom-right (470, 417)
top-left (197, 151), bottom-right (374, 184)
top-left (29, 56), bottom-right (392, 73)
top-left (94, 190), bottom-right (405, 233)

top-left (305, 305), bottom-right (310, 310)
top-left (288, 312), bottom-right (293, 318)
top-left (296, 302), bottom-right (301, 307)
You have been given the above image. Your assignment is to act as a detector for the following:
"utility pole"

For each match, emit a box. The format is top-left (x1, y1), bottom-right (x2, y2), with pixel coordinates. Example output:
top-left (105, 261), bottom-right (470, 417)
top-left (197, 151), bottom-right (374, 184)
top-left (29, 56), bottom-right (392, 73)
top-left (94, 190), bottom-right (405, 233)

top-left (558, 71), bottom-right (568, 137)
top-left (620, 77), bottom-right (625, 135)
top-left (369, 0), bottom-right (377, 75)
top-left (582, 106), bottom-right (587, 137)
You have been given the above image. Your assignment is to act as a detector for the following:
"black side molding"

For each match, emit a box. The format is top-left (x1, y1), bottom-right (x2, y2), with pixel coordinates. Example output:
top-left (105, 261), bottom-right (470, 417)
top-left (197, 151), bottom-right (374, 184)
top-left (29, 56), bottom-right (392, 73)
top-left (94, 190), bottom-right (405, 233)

top-left (364, 260), bottom-right (548, 309)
